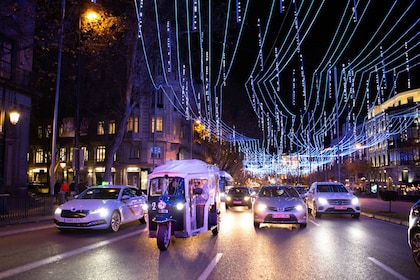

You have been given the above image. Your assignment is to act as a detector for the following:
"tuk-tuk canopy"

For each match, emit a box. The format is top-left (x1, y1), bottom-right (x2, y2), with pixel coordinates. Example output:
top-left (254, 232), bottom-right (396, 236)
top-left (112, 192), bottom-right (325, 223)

top-left (151, 159), bottom-right (219, 176)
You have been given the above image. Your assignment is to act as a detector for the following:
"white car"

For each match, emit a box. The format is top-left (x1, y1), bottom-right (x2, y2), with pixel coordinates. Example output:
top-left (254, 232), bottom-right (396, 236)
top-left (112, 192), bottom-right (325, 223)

top-left (54, 185), bottom-right (147, 232)
top-left (306, 182), bottom-right (361, 218)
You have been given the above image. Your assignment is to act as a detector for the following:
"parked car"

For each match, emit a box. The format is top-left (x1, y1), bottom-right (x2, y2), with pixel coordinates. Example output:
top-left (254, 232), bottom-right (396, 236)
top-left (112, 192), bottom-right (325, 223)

top-left (27, 182), bottom-right (49, 195)
top-left (253, 185), bottom-right (308, 228)
top-left (225, 187), bottom-right (252, 209)
top-left (306, 181), bottom-right (361, 218)
top-left (54, 185), bottom-right (147, 232)
top-left (408, 199), bottom-right (420, 268)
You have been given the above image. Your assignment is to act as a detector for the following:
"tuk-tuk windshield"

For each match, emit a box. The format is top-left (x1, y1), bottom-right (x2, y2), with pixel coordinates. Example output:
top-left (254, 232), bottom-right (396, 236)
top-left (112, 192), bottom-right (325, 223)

top-left (149, 176), bottom-right (185, 197)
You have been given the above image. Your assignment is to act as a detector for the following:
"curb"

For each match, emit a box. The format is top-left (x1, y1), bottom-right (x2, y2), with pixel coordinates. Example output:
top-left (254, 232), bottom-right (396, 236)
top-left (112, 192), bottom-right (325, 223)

top-left (361, 212), bottom-right (408, 227)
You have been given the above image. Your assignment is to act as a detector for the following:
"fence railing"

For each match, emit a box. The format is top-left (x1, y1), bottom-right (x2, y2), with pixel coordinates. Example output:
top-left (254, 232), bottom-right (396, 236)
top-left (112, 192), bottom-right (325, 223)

top-left (0, 194), bottom-right (54, 222)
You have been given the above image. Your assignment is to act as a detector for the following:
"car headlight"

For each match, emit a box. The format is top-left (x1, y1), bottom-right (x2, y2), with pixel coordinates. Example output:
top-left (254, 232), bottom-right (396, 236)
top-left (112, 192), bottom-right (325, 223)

top-left (351, 197), bottom-right (360, 205)
top-left (142, 204), bottom-right (148, 211)
top-left (318, 197), bottom-right (328, 205)
top-left (295, 204), bottom-right (304, 211)
top-left (226, 196), bottom-right (232, 202)
top-left (176, 202), bottom-right (185, 210)
top-left (244, 196), bottom-right (250, 201)
top-left (54, 207), bottom-right (62, 215)
top-left (256, 203), bottom-right (267, 212)
top-left (89, 207), bottom-right (109, 218)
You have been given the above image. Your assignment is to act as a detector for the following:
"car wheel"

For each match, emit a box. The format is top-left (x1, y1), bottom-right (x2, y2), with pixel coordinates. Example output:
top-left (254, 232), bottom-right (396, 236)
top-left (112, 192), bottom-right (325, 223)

top-left (351, 213), bottom-right (360, 219)
top-left (139, 216), bottom-right (146, 224)
top-left (299, 223), bottom-right (307, 228)
top-left (253, 221), bottom-right (260, 228)
top-left (411, 230), bottom-right (420, 268)
top-left (157, 223), bottom-right (170, 251)
top-left (109, 211), bottom-right (121, 232)
top-left (312, 204), bottom-right (321, 218)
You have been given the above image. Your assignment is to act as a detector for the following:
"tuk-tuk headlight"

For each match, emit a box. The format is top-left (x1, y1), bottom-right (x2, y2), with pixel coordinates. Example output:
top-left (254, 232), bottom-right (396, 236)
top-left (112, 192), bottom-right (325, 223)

top-left (176, 202), bottom-right (184, 210)
top-left (142, 204), bottom-right (148, 211)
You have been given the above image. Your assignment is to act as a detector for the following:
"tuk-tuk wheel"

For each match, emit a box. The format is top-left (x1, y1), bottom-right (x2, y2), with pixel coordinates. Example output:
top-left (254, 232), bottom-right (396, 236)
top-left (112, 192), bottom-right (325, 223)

top-left (157, 224), bottom-right (170, 251)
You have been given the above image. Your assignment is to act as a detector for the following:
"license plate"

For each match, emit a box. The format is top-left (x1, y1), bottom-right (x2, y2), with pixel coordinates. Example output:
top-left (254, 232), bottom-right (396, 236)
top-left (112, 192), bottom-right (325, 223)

top-left (335, 206), bottom-right (347, 210)
top-left (233, 201), bottom-right (242, 204)
top-left (272, 213), bottom-right (290, 219)
top-left (63, 218), bottom-right (78, 223)
top-left (158, 209), bottom-right (169, 213)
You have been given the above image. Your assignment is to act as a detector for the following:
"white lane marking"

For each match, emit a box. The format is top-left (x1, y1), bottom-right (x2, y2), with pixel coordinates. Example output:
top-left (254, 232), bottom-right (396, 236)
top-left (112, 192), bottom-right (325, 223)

top-left (310, 219), bottom-right (320, 226)
top-left (368, 257), bottom-right (409, 280)
top-left (0, 224), bottom-right (55, 237)
top-left (0, 228), bottom-right (145, 280)
top-left (197, 253), bottom-right (223, 280)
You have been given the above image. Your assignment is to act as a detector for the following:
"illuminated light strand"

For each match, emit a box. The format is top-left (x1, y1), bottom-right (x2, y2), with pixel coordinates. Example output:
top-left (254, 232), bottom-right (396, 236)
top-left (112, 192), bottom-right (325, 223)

top-left (166, 21), bottom-right (172, 73)
top-left (405, 41), bottom-right (411, 89)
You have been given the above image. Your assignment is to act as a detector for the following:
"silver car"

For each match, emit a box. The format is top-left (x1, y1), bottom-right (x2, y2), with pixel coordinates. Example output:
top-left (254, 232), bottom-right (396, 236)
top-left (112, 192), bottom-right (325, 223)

top-left (253, 185), bottom-right (308, 228)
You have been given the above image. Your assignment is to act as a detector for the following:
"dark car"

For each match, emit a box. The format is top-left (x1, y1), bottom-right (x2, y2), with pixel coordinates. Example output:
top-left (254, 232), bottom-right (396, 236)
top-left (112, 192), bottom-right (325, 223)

top-left (225, 187), bottom-right (252, 209)
top-left (408, 199), bottom-right (420, 268)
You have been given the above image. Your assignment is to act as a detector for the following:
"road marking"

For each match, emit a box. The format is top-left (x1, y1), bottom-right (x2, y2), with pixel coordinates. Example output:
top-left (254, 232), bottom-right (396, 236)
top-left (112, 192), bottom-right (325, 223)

top-left (368, 257), bottom-right (409, 280)
top-left (0, 228), bottom-right (145, 280)
top-left (0, 224), bottom-right (55, 237)
top-left (310, 220), bottom-right (321, 226)
top-left (197, 253), bottom-right (223, 280)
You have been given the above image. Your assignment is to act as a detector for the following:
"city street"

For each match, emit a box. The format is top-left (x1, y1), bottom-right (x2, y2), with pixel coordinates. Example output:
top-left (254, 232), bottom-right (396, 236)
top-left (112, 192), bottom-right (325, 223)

top-left (0, 203), bottom-right (418, 280)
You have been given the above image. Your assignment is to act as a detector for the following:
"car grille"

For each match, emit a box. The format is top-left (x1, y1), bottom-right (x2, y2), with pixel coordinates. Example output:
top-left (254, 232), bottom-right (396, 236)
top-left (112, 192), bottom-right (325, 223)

top-left (61, 210), bottom-right (89, 218)
top-left (267, 206), bottom-right (295, 212)
top-left (327, 199), bottom-right (352, 205)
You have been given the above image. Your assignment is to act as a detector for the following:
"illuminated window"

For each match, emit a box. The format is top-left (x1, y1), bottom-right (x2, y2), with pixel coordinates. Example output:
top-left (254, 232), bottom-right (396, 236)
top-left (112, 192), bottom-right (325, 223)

top-left (127, 116), bottom-right (139, 133)
top-left (35, 149), bottom-right (44, 163)
top-left (151, 116), bottom-right (163, 133)
top-left (59, 147), bottom-right (66, 161)
top-left (81, 146), bottom-right (88, 161)
top-left (97, 121), bottom-right (104, 135)
top-left (109, 121), bottom-right (115, 134)
top-left (150, 147), bottom-right (161, 158)
top-left (37, 126), bottom-right (43, 138)
top-left (46, 125), bottom-right (51, 138)
top-left (97, 145), bottom-right (106, 162)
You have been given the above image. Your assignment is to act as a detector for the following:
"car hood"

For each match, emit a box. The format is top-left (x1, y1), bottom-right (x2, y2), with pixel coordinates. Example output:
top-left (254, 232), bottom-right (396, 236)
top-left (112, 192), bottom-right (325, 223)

top-left (317, 192), bottom-right (356, 199)
top-left (256, 197), bottom-right (303, 207)
top-left (59, 199), bottom-right (118, 210)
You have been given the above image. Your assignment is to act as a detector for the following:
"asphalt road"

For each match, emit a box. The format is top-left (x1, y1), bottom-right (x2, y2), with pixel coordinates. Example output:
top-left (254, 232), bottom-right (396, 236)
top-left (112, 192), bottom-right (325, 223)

top-left (0, 202), bottom-right (419, 280)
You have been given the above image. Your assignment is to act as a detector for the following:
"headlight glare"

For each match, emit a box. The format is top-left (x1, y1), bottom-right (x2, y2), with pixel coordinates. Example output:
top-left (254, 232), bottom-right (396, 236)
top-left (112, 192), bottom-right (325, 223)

top-left (54, 208), bottom-right (62, 215)
top-left (318, 197), bottom-right (328, 205)
top-left (295, 204), bottom-right (304, 211)
top-left (176, 202), bottom-right (184, 210)
top-left (256, 203), bottom-right (267, 212)
top-left (90, 207), bottom-right (109, 217)
top-left (352, 197), bottom-right (359, 205)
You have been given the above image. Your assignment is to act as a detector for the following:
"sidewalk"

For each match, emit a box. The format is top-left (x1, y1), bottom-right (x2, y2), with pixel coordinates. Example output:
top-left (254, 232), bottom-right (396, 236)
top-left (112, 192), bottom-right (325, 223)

top-left (358, 197), bottom-right (416, 227)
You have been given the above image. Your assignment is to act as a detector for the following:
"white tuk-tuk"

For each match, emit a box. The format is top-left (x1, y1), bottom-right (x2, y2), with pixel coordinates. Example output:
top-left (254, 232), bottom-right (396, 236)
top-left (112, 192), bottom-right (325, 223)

top-left (147, 159), bottom-right (220, 250)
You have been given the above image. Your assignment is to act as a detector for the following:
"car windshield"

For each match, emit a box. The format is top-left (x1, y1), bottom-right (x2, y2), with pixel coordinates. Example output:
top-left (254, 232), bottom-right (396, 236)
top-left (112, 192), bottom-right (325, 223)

top-left (260, 186), bottom-right (299, 198)
top-left (228, 188), bottom-right (249, 195)
top-left (316, 184), bottom-right (348, 193)
top-left (78, 188), bottom-right (121, 199)
top-left (149, 176), bottom-right (185, 197)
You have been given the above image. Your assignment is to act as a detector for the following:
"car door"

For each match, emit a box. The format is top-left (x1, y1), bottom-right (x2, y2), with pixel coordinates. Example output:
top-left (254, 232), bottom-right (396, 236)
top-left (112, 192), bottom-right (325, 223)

top-left (120, 187), bottom-right (141, 221)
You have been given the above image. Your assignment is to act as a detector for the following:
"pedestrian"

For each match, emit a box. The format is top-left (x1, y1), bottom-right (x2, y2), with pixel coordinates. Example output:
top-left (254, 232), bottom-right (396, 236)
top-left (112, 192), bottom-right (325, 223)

top-left (69, 180), bottom-right (76, 197)
top-left (54, 181), bottom-right (61, 203)
top-left (59, 180), bottom-right (69, 203)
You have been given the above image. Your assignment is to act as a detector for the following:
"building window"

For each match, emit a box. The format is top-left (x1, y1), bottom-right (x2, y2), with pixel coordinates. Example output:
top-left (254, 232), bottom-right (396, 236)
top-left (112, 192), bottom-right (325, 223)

top-left (152, 90), bottom-right (164, 108)
top-left (0, 40), bottom-right (12, 79)
top-left (97, 145), bottom-right (106, 162)
top-left (81, 146), bottom-right (88, 161)
top-left (59, 147), bottom-right (66, 161)
top-left (37, 126), bottom-right (43, 138)
top-left (97, 121), bottom-right (105, 135)
top-left (127, 117), bottom-right (133, 132)
top-left (46, 125), bottom-right (51, 138)
top-left (109, 121), bottom-right (115, 134)
top-left (35, 149), bottom-right (44, 163)
top-left (151, 116), bottom-right (163, 133)
top-left (130, 145), bottom-right (140, 159)
top-left (127, 116), bottom-right (139, 133)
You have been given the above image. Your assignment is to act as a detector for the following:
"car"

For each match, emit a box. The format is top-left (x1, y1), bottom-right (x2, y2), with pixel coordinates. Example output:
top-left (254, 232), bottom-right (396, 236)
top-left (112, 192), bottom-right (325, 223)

top-left (225, 187), bottom-right (252, 209)
top-left (294, 185), bottom-right (308, 200)
top-left (54, 185), bottom-right (147, 232)
top-left (306, 181), bottom-right (361, 218)
top-left (408, 199), bottom-right (420, 268)
top-left (27, 182), bottom-right (49, 195)
top-left (253, 185), bottom-right (308, 228)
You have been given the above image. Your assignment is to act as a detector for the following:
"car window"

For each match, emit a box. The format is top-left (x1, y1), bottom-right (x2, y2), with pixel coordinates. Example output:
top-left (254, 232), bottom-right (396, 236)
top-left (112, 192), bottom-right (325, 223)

top-left (228, 188), bottom-right (249, 195)
top-left (79, 188), bottom-right (121, 199)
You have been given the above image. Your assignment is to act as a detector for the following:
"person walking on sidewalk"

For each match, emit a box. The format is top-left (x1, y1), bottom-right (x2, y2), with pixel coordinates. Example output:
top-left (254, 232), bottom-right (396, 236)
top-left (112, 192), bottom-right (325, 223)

top-left (59, 180), bottom-right (69, 204)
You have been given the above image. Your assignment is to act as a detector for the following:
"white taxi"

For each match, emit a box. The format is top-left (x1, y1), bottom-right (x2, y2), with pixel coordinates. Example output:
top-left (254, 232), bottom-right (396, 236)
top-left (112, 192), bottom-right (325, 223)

top-left (54, 185), bottom-right (147, 232)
